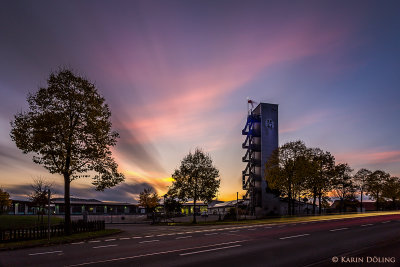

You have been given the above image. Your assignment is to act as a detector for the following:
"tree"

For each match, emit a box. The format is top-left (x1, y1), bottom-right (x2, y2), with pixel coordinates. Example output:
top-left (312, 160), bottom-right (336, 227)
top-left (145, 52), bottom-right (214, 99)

top-left (0, 188), bottom-right (12, 214)
top-left (366, 170), bottom-right (390, 211)
top-left (353, 168), bottom-right (372, 212)
top-left (305, 148), bottom-right (335, 214)
top-left (332, 163), bottom-right (355, 212)
top-left (139, 188), bottom-right (160, 213)
top-left (168, 148), bottom-right (220, 223)
top-left (10, 69), bottom-right (124, 234)
top-left (265, 140), bottom-right (309, 215)
top-left (28, 178), bottom-right (52, 223)
top-left (382, 176), bottom-right (400, 210)
top-left (164, 196), bottom-right (183, 215)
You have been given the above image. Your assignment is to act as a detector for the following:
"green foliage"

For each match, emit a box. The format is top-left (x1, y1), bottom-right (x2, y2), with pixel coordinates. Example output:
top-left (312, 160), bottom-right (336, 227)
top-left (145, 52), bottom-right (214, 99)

top-left (366, 170), bottom-right (390, 210)
top-left (164, 196), bottom-right (183, 214)
top-left (0, 188), bottom-right (12, 214)
top-left (139, 188), bottom-right (160, 212)
top-left (332, 163), bottom-right (355, 212)
top-left (168, 148), bottom-right (220, 223)
top-left (10, 69), bottom-right (124, 233)
top-left (382, 176), bottom-right (400, 208)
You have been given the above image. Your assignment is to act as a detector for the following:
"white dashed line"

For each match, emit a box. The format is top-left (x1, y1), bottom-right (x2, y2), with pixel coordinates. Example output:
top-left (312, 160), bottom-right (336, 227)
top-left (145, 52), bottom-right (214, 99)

top-left (144, 235), bottom-right (154, 238)
top-left (382, 221), bottom-right (391, 224)
top-left (229, 230), bottom-right (239, 233)
top-left (176, 236), bottom-right (192, 239)
top-left (361, 224), bottom-right (373, 227)
top-left (89, 240), bottom-right (100, 243)
top-left (279, 234), bottom-right (310, 240)
top-left (29, 250), bottom-right (62, 256)
top-left (93, 244), bottom-right (118, 249)
top-left (71, 242), bottom-right (84, 245)
top-left (132, 236), bottom-right (143, 239)
top-left (247, 228), bottom-right (256, 231)
top-left (204, 233), bottom-right (218, 236)
top-left (179, 244), bottom-right (242, 256)
top-left (105, 239), bottom-right (116, 242)
top-left (329, 228), bottom-right (348, 232)
top-left (139, 240), bottom-right (160, 244)
top-left (119, 237), bottom-right (130, 240)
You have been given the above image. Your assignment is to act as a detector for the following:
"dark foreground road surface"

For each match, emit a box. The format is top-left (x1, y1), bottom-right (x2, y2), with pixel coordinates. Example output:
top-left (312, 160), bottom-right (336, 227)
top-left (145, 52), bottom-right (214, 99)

top-left (1, 214), bottom-right (399, 267)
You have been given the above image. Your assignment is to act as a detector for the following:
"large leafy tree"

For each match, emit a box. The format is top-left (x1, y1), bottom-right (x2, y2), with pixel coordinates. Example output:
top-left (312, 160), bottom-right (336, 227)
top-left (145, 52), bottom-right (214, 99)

top-left (382, 176), bottom-right (400, 209)
top-left (353, 168), bottom-right (372, 212)
top-left (332, 163), bottom-right (355, 212)
top-left (305, 148), bottom-right (335, 214)
top-left (168, 148), bottom-right (220, 223)
top-left (265, 140), bottom-right (308, 215)
top-left (139, 188), bottom-right (160, 213)
top-left (366, 170), bottom-right (390, 211)
top-left (0, 188), bottom-right (12, 214)
top-left (10, 69), bottom-right (124, 234)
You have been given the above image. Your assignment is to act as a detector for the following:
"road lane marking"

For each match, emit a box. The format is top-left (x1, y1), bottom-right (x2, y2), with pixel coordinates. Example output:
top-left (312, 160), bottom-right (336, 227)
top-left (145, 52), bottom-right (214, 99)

top-left (382, 221), bottom-right (391, 224)
top-left (71, 242), bottom-right (85, 245)
top-left (139, 240), bottom-right (160, 243)
top-left (204, 233), bottom-right (218, 236)
top-left (66, 240), bottom-right (248, 267)
top-left (93, 244), bottom-right (117, 249)
top-left (279, 234), bottom-right (310, 240)
top-left (119, 237), bottom-right (130, 240)
top-left (176, 236), bottom-right (192, 239)
top-left (105, 239), bottom-right (116, 242)
top-left (247, 228), bottom-right (256, 231)
top-left (185, 232), bottom-right (193, 234)
top-left (278, 225), bottom-right (286, 228)
top-left (132, 236), bottom-right (142, 239)
top-left (179, 244), bottom-right (242, 256)
top-left (144, 235), bottom-right (154, 238)
top-left (361, 224), bottom-right (373, 227)
top-left (89, 240), bottom-right (100, 243)
top-left (29, 250), bottom-right (62, 256)
top-left (329, 228), bottom-right (349, 232)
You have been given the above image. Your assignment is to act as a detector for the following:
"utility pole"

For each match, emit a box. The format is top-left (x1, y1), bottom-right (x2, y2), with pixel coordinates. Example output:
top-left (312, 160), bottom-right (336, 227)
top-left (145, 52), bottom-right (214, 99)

top-left (47, 189), bottom-right (51, 240)
top-left (236, 192), bottom-right (239, 221)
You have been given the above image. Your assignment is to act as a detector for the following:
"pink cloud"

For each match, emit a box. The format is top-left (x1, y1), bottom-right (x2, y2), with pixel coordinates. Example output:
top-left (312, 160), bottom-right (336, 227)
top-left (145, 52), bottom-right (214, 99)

top-left (335, 150), bottom-right (400, 166)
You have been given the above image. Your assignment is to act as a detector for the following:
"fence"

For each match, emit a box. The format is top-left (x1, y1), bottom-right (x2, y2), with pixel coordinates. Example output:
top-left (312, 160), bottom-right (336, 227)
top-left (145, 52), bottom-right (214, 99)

top-left (0, 220), bottom-right (105, 242)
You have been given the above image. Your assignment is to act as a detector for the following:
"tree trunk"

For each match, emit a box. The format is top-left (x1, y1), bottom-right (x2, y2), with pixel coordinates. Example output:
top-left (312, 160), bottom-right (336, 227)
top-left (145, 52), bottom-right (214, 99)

top-left (376, 193), bottom-right (379, 211)
top-left (192, 199), bottom-right (197, 224)
top-left (360, 190), bottom-right (363, 212)
top-left (312, 189), bottom-right (317, 215)
top-left (318, 193), bottom-right (322, 214)
top-left (64, 175), bottom-right (71, 235)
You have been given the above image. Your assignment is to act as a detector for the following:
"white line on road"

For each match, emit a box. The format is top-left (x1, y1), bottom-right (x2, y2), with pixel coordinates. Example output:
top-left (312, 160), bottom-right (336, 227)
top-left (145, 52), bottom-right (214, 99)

top-left (179, 244), bottom-right (242, 256)
top-left (279, 234), bottom-right (310, 240)
top-left (89, 240), bottom-right (100, 243)
top-left (382, 221), bottom-right (391, 224)
top-left (361, 224), bottom-right (374, 227)
top-left (119, 237), bottom-right (130, 240)
top-left (139, 240), bottom-right (160, 243)
top-left (330, 228), bottom-right (349, 232)
top-left (29, 250), bottom-right (62, 256)
top-left (93, 244), bottom-right (118, 249)
top-left (204, 233), bottom-right (218, 236)
top-left (105, 239), bottom-right (116, 242)
top-left (66, 240), bottom-right (248, 267)
top-left (144, 235), bottom-right (154, 238)
top-left (176, 236), bottom-right (192, 239)
top-left (278, 225), bottom-right (286, 228)
top-left (132, 236), bottom-right (142, 239)
top-left (71, 242), bottom-right (84, 245)
top-left (247, 228), bottom-right (256, 231)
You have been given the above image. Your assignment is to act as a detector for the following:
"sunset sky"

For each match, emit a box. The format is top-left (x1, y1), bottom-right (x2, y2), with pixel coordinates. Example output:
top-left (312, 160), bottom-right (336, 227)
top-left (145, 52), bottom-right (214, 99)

top-left (1, 1), bottom-right (399, 203)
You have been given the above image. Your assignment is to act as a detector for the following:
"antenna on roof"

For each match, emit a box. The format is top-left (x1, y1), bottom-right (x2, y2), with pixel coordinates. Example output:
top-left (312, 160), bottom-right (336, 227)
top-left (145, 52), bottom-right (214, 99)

top-left (247, 97), bottom-right (258, 115)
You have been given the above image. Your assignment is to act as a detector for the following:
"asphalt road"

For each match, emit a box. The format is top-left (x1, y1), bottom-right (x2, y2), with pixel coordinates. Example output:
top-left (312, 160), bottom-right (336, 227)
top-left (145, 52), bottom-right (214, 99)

top-left (1, 214), bottom-right (399, 267)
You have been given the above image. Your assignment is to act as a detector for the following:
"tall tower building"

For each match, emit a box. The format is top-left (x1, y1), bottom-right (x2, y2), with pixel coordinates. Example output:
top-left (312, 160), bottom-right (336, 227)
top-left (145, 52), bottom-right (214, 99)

top-left (242, 102), bottom-right (279, 215)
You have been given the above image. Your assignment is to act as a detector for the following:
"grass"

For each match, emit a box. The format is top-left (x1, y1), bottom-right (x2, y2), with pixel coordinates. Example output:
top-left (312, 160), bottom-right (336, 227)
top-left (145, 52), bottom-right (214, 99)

top-left (0, 229), bottom-right (121, 250)
top-left (164, 210), bottom-right (400, 226)
top-left (0, 215), bottom-right (63, 230)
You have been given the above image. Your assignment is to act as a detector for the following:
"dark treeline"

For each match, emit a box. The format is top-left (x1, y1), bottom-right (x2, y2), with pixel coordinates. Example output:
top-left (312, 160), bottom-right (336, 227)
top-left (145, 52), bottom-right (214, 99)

top-left (265, 140), bottom-right (400, 215)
